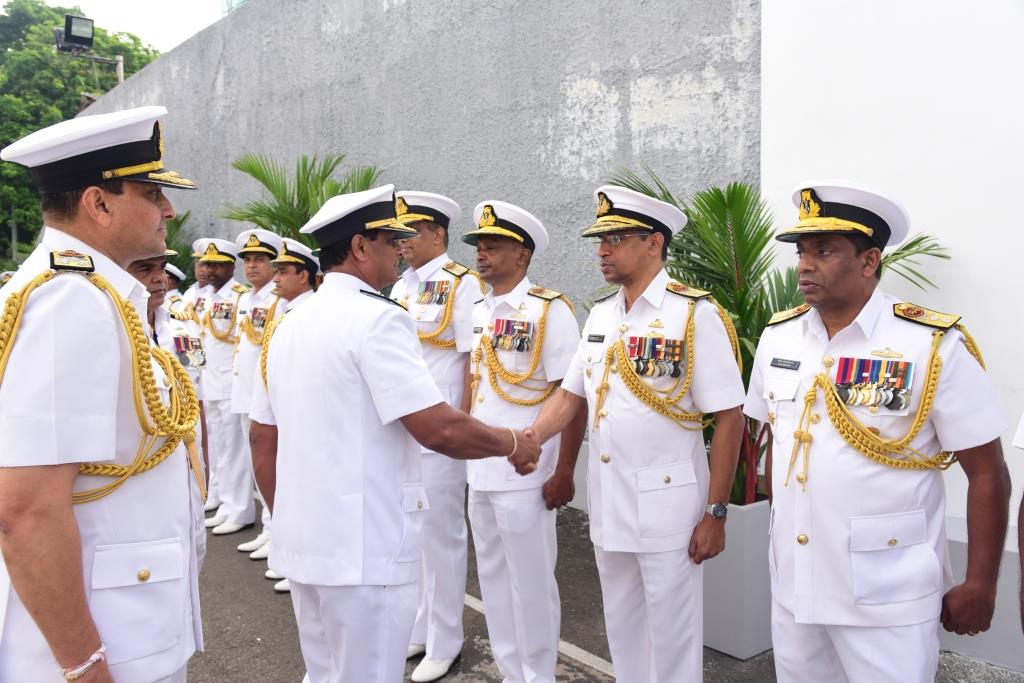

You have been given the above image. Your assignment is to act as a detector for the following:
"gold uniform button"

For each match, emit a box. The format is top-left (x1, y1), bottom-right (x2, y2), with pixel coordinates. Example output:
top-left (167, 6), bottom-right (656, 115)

top-left (795, 472), bottom-right (806, 484)
top-left (618, 324), bottom-right (628, 333)
top-left (599, 409), bottom-right (608, 418)
top-left (823, 356), bottom-right (834, 368)
top-left (137, 569), bottom-right (151, 583)
top-left (887, 538), bottom-right (898, 547)
top-left (663, 475), bottom-right (671, 484)
top-left (797, 534), bottom-right (809, 545)
top-left (868, 406), bottom-right (879, 414)
top-left (768, 391), bottom-right (775, 400)
top-left (768, 411), bottom-right (776, 425)
top-left (610, 365), bottom-right (618, 373)
top-left (476, 395), bottom-right (484, 403)
top-left (810, 413), bottom-right (821, 424)
top-left (417, 500), bottom-right (424, 510)
top-left (585, 368), bottom-right (592, 378)
top-left (600, 454), bottom-right (611, 463)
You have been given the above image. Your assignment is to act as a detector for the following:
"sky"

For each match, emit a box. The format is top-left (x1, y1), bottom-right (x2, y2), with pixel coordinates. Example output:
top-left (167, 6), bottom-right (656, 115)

top-left (42, 0), bottom-right (225, 53)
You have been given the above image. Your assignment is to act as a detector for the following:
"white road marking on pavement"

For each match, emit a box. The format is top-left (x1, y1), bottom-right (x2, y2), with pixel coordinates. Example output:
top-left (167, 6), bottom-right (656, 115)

top-left (463, 594), bottom-right (615, 677)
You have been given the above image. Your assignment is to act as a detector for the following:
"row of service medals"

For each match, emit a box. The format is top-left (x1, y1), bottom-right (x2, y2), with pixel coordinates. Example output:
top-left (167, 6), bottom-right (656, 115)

top-left (172, 335), bottom-right (206, 369)
top-left (833, 357), bottom-right (915, 411)
top-left (490, 318), bottom-right (535, 352)
top-left (627, 335), bottom-right (684, 378)
top-left (416, 280), bottom-right (451, 306)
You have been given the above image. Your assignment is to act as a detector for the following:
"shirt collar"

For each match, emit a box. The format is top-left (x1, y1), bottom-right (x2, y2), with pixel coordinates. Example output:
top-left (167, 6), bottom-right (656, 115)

top-left (409, 252), bottom-right (450, 286)
top-left (254, 280), bottom-right (276, 302)
top-left (486, 276), bottom-right (531, 312)
top-left (215, 278), bottom-right (239, 298)
top-left (803, 286), bottom-right (887, 341)
top-left (321, 271), bottom-right (373, 293)
top-left (40, 227), bottom-right (143, 301)
top-left (286, 289), bottom-right (314, 311)
top-left (616, 268), bottom-right (671, 313)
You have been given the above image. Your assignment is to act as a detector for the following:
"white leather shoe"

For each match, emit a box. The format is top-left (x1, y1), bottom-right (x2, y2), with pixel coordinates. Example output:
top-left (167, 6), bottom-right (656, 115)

top-left (203, 497), bottom-right (222, 513)
top-left (265, 568), bottom-right (283, 580)
top-left (411, 657), bottom-right (457, 682)
top-left (249, 540), bottom-right (272, 561)
top-left (273, 578), bottom-right (291, 593)
top-left (237, 532), bottom-right (271, 553)
top-left (406, 644), bottom-right (426, 659)
top-left (204, 513), bottom-right (227, 529)
top-left (211, 521), bottom-right (254, 536)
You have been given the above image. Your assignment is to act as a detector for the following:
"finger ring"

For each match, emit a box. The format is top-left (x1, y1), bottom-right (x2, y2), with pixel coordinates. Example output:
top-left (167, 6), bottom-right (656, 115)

top-left (968, 630), bottom-right (979, 636)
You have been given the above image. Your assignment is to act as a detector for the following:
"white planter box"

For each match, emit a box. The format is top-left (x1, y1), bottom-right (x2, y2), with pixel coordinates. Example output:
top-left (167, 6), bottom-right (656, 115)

top-left (702, 498), bottom-right (773, 660)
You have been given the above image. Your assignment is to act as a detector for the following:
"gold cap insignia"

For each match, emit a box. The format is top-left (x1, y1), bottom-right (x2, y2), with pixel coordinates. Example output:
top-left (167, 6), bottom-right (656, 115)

top-left (480, 205), bottom-right (497, 228)
top-left (648, 318), bottom-right (664, 329)
top-left (597, 192), bottom-right (612, 217)
top-left (396, 197), bottom-right (409, 217)
top-left (799, 189), bottom-right (822, 220)
top-left (245, 234), bottom-right (261, 248)
top-left (667, 282), bottom-right (688, 293)
top-left (204, 243), bottom-right (220, 257)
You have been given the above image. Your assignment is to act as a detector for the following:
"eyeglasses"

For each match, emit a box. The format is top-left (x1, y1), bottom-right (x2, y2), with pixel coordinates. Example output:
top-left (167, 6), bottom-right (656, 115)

top-left (589, 232), bottom-right (650, 246)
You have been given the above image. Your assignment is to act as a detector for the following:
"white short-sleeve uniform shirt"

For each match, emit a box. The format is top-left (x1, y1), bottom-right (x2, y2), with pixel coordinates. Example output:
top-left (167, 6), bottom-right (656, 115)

top-left (389, 253), bottom-right (483, 421)
top-left (744, 288), bottom-right (1006, 627)
top-left (231, 281), bottom-right (281, 414)
top-left (262, 273), bottom-right (444, 587)
top-left (0, 229), bottom-right (201, 682)
top-left (467, 277), bottom-right (580, 492)
top-left (561, 268), bottom-right (745, 553)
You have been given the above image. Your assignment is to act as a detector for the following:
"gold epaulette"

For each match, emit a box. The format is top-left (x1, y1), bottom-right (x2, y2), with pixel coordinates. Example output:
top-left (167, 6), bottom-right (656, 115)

top-left (168, 294), bottom-right (182, 303)
top-left (442, 261), bottom-right (469, 278)
top-left (666, 280), bottom-right (711, 299)
top-left (232, 283), bottom-right (252, 294)
top-left (527, 285), bottom-right (562, 301)
top-left (893, 303), bottom-right (961, 330)
top-left (170, 308), bottom-right (197, 322)
top-left (49, 250), bottom-right (94, 273)
top-left (767, 303), bottom-right (811, 326)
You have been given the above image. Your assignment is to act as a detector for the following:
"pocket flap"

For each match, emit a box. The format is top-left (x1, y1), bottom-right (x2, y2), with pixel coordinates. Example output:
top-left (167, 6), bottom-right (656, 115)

top-left (403, 483), bottom-right (429, 512)
top-left (91, 538), bottom-right (184, 590)
top-left (636, 460), bottom-right (697, 492)
top-left (763, 375), bottom-right (800, 402)
top-left (849, 510), bottom-right (927, 552)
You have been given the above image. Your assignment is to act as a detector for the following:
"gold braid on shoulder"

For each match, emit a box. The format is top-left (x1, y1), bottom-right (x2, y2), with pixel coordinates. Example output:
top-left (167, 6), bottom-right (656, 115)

top-left (470, 298), bottom-right (561, 407)
top-left (260, 316), bottom-right (283, 389)
top-left (417, 277), bottom-right (462, 349)
top-left (784, 326), bottom-right (987, 490)
top-left (0, 270), bottom-right (202, 504)
top-left (203, 291), bottom-right (241, 343)
top-left (240, 295), bottom-right (280, 345)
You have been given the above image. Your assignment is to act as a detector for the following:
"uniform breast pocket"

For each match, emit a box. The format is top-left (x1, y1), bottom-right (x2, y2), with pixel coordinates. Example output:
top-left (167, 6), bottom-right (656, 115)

top-left (397, 483), bottom-right (430, 563)
top-left (413, 304), bottom-right (441, 324)
top-left (582, 343), bottom-right (607, 392)
top-left (763, 375), bottom-right (801, 438)
top-left (89, 538), bottom-right (186, 665)
top-left (848, 510), bottom-right (941, 605)
top-left (636, 460), bottom-right (699, 538)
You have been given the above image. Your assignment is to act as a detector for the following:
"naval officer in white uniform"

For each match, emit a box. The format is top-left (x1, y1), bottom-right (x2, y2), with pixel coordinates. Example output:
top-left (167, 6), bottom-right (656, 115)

top-left (389, 191), bottom-right (484, 682)
top-left (0, 106), bottom-right (203, 682)
top-left (250, 185), bottom-right (541, 682)
top-left (527, 186), bottom-right (745, 681)
top-left (745, 181), bottom-right (1010, 682)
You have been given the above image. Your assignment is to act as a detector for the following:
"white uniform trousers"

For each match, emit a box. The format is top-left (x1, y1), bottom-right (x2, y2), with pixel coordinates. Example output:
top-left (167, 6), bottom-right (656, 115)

top-left (205, 399), bottom-right (254, 525)
top-left (240, 416), bottom-right (272, 535)
top-left (289, 580), bottom-right (417, 683)
top-left (468, 488), bottom-right (559, 683)
top-left (771, 600), bottom-right (939, 683)
top-left (153, 664), bottom-right (187, 683)
top-left (410, 452), bottom-right (467, 659)
top-left (593, 544), bottom-right (702, 683)
top-left (203, 401), bottom-right (220, 506)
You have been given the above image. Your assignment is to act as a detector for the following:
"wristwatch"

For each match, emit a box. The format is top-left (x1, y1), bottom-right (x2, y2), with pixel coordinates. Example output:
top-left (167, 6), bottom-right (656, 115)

top-left (706, 502), bottom-right (728, 519)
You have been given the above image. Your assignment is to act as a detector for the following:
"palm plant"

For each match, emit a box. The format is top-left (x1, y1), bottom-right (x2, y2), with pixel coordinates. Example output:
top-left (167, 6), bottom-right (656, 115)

top-left (607, 167), bottom-right (950, 504)
top-left (222, 153), bottom-right (383, 247)
top-left (164, 210), bottom-right (194, 288)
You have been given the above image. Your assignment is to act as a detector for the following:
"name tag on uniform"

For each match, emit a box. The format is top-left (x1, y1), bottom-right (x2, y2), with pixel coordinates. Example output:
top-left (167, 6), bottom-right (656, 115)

top-left (770, 358), bottom-right (801, 370)
top-left (473, 326), bottom-right (483, 333)
top-left (587, 334), bottom-right (605, 343)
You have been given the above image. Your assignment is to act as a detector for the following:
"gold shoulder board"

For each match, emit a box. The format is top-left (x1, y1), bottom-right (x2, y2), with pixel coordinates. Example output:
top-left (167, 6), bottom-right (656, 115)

top-left (170, 309), bottom-right (196, 322)
top-left (232, 283), bottom-right (252, 294)
top-left (893, 303), bottom-right (961, 330)
top-left (442, 260), bottom-right (470, 278)
top-left (767, 303), bottom-right (811, 326)
top-left (527, 285), bottom-right (563, 301)
top-left (169, 294), bottom-right (182, 303)
top-left (50, 250), bottom-right (94, 273)
top-left (665, 280), bottom-right (710, 299)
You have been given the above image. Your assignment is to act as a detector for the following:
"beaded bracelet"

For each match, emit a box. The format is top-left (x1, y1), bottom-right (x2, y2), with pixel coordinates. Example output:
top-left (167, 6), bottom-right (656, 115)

top-left (62, 643), bottom-right (106, 680)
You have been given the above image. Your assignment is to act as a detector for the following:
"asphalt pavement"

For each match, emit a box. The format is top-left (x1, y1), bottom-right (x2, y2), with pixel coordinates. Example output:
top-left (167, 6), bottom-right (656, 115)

top-left (189, 503), bottom-right (1023, 682)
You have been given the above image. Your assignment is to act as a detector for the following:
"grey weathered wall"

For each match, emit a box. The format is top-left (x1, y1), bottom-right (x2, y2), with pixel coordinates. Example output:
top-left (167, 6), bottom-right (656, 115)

top-left (89, 0), bottom-right (760, 307)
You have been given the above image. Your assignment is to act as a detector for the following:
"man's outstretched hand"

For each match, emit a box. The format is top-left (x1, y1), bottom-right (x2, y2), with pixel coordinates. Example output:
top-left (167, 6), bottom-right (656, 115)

top-left (507, 428), bottom-right (541, 475)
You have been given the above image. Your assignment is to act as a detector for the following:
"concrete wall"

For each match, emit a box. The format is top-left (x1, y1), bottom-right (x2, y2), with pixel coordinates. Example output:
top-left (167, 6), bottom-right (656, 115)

top-left (87, 0), bottom-right (761, 309)
top-left (762, 0), bottom-right (1024, 668)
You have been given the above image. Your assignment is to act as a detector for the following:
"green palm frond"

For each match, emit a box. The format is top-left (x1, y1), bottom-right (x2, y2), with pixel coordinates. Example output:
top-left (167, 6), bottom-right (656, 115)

top-left (164, 210), bottom-right (194, 286)
top-left (881, 233), bottom-right (950, 291)
top-left (222, 153), bottom-right (383, 247)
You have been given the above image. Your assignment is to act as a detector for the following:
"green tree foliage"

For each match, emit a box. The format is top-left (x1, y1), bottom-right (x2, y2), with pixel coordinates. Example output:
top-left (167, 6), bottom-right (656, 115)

top-left (164, 209), bottom-right (194, 287)
top-left (222, 153), bottom-right (383, 247)
top-left (0, 0), bottom-right (158, 258)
